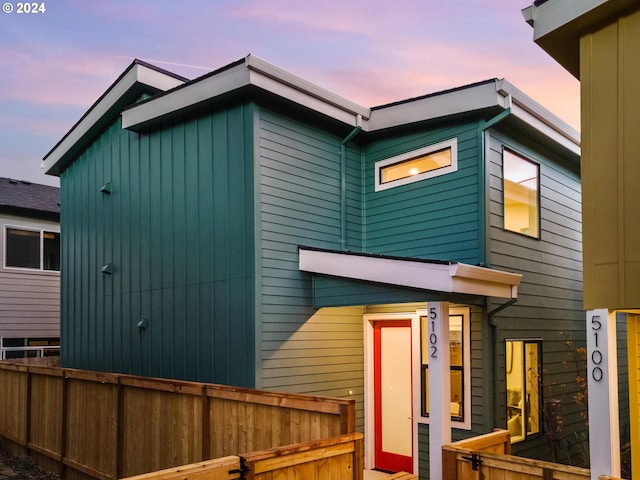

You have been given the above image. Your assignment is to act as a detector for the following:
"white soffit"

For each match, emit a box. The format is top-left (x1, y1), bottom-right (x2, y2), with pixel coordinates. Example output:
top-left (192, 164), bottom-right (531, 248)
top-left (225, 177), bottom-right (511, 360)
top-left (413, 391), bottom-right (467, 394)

top-left (497, 79), bottom-right (580, 155)
top-left (299, 248), bottom-right (521, 299)
top-left (42, 62), bottom-right (185, 175)
top-left (522, 0), bottom-right (607, 40)
top-left (366, 81), bottom-right (506, 132)
top-left (122, 54), bottom-right (371, 131)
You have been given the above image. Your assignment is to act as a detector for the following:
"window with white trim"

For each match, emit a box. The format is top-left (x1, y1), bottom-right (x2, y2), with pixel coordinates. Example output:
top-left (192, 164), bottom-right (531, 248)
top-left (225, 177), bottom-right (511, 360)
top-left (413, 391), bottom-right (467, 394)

top-left (5, 227), bottom-right (60, 271)
top-left (421, 308), bottom-right (470, 424)
top-left (375, 138), bottom-right (458, 191)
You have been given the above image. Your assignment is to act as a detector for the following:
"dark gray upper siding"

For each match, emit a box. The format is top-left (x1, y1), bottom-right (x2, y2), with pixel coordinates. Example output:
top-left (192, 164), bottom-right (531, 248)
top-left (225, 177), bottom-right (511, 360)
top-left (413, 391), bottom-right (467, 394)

top-left (485, 124), bottom-right (586, 461)
top-left (60, 106), bottom-right (256, 386)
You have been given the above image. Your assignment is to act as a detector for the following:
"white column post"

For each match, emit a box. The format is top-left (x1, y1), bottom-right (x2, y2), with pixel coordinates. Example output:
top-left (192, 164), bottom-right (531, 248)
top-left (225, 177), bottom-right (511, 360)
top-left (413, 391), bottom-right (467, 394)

top-left (586, 309), bottom-right (620, 480)
top-left (428, 301), bottom-right (450, 480)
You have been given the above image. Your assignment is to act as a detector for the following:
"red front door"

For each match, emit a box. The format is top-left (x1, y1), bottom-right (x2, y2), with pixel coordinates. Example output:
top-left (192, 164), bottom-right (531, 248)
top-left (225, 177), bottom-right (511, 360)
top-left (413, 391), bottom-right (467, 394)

top-left (374, 320), bottom-right (413, 473)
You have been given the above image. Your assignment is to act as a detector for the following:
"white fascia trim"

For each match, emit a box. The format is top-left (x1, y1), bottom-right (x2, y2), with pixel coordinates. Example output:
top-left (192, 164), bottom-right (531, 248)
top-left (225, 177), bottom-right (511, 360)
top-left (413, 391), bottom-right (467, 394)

top-left (42, 63), bottom-right (185, 175)
top-left (497, 79), bottom-right (580, 154)
top-left (246, 55), bottom-right (370, 122)
top-left (365, 81), bottom-right (508, 132)
top-left (522, 0), bottom-right (607, 41)
top-left (122, 54), bottom-right (371, 131)
top-left (122, 63), bottom-right (251, 130)
top-left (299, 248), bottom-right (521, 299)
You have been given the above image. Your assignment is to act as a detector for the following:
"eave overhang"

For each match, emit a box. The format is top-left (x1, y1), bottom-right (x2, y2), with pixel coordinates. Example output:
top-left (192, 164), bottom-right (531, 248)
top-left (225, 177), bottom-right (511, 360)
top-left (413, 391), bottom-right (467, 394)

top-left (298, 247), bottom-right (522, 300)
top-left (121, 54), bottom-right (371, 132)
top-left (45, 55), bottom-right (580, 175)
top-left (522, 0), bottom-right (639, 79)
top-left (42, 61), bottom-right (187, 176)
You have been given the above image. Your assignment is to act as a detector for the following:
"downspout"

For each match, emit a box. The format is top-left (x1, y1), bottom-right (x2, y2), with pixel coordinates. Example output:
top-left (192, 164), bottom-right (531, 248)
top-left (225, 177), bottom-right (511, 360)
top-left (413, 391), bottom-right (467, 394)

top-left (479, 106), bottom-right (511, 267)
top-left (339, 115), bottom-right (362, 250)
top-left (487, 295), bottom-right (518, 432)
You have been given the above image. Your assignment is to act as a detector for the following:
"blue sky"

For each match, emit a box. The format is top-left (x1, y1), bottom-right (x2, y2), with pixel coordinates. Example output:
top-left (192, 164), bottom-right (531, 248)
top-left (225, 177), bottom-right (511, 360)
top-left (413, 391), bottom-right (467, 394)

top-left (0, 0), bottom-right (579, 188)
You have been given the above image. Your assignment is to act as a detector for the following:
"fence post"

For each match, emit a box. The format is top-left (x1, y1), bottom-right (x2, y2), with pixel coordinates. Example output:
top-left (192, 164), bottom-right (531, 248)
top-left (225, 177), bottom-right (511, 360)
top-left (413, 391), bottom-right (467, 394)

top-left (25, 367), bottom-right (32, 451)
top-left (116, 376), bottom-right (124, 479)
top-left (60, 371), bottom-right (68, 480)
top-left (353, 434), bottom-right (364, 480)
top-left (201, 385), bottom-right (210, 460)
top-left (340, 401), bottom-right (356, 434)
top-left (442, 447), bottom-right (458, 480)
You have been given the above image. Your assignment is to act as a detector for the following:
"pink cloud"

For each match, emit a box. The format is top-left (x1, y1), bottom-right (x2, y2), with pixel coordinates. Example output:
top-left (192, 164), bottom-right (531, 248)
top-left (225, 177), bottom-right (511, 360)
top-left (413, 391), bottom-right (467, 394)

top-left (0, 47), bottom-right (130, 107)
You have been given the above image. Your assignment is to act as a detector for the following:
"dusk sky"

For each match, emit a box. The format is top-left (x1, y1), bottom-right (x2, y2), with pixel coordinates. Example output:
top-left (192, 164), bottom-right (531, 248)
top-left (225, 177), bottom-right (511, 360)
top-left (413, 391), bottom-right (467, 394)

top-left (0, 0), bottom-right (580, 188)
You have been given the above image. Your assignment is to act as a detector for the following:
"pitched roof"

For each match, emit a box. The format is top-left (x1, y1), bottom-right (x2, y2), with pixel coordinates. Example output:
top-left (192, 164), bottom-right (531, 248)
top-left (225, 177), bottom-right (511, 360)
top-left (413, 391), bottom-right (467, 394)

top-left (44, 54), bottom-right (580, 176)
top-left (0, 177), bottom-right (60, 218)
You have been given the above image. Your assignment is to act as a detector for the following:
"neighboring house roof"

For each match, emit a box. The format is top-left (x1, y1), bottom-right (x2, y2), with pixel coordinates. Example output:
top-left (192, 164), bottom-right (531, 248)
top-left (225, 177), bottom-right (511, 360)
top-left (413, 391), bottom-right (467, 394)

top-left (522, 0), bottom-right (637, 78)
top-left (0, 177), bottom-right (60, 220)
top-left (42, 54), bottom-right (580, 176)
top-left (299, 246), bottom-right (522, 299)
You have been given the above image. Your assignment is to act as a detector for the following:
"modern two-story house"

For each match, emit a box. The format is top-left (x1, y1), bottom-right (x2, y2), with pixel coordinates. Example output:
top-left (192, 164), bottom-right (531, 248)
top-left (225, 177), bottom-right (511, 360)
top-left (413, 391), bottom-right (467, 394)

top-left (0, 177), bottom-right (60, 359)
top-left (42, 55), bottom-right (611, 477)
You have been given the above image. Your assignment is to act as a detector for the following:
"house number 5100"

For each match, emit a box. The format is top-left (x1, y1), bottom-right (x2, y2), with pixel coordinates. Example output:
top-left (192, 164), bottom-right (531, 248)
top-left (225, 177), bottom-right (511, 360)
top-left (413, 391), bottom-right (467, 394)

top-left (591, 315), bottom-right (603, 382)
top-left (429, 307), bottom-right (438, 358)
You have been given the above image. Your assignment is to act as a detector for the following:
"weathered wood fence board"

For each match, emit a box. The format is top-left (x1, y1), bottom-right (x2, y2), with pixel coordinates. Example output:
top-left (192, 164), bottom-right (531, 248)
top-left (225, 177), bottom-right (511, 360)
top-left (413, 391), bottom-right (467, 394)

top-left (443, 430), bottom-right (591, 480)
top-left (120, 433), bottom-right (365, 480)
top-left (0, 361), bottom-right (355, 480)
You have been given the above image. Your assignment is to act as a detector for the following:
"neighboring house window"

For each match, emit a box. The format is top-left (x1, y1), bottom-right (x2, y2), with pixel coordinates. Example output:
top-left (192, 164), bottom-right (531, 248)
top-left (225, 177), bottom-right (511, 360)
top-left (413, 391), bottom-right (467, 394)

top-left (375, 138), bottom-right (458, 191)
top-left (421, 308), bottom-right (469, 423)
top-left (503, 149), bottom-right (540, 238)
top-left (5, 227), bottom-right (60, 271)
top-left (506, 339), bottom-right (542, 443)
top-left (0, 337), bottom-right (60, 360)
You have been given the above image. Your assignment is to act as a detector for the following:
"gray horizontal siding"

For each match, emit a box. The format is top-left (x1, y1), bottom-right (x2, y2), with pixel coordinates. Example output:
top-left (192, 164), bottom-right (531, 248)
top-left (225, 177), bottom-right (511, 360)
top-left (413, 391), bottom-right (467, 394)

top-left (256, 108), bottom-right (365, 428)
top-left (363, 123), bottom-right (483, 264)
top-left (486, 127), bottom-right (587, 462)
top-left (0, 216), bottom-right (60, 338)
top-left (0, 271), bottom-right (59, 338)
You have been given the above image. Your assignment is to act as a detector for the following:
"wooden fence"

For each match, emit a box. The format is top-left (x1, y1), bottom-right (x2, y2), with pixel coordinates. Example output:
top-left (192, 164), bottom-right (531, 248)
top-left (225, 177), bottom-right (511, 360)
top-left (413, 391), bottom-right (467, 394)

top-left (443, 430), bottom-right (591, 480)
top-left (120, 433), bottom-right (364, 480)
top-left (0, 362), bottom-right (355, 480)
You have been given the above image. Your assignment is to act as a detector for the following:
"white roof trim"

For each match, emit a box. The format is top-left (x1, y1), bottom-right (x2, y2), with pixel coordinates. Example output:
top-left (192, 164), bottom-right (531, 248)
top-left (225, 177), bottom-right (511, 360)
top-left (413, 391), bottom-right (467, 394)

top-left (42, 62), bottom-right (185, 175)
top-left (122, 62), bottom-right (251, 130)
top-left (365, 81), bottom-right (509, 131)
top-left (122, 54), bottom-right (371, 131)
top-left (497, 79), bottom-right (580, 155)
top-left (299, 248), bottom-right (521, 299)
top-left (46, 55), bottom-right (580, 176)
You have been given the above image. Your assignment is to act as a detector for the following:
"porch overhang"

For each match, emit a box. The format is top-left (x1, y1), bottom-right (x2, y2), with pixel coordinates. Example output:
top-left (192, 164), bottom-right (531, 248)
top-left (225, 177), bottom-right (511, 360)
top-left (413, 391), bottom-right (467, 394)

top-left (298, 247), bottom-right (521, 300)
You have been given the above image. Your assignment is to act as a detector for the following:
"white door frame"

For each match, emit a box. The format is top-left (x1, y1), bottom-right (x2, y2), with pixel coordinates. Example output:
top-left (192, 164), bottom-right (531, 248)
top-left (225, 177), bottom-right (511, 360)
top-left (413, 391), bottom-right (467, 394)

top-left (364, 306), bottom-right (471, 475)
top-left (364, 313), bottom-right (419, 473)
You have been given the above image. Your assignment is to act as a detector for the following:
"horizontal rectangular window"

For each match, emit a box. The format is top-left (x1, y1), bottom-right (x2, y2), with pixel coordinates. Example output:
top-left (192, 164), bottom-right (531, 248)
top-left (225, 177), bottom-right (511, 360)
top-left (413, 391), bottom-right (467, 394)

top-left (5, 227), bottom-right (60, 271)
top-left (375, 138), bottom-right (457, 191)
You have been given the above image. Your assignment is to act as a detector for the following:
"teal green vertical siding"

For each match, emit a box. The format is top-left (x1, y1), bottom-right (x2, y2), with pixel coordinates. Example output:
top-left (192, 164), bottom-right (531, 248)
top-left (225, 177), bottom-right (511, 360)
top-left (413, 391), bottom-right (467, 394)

top-left (363, 123), bottom-right (483, 264)
top-left (60, 105), bottom-right (256, 386)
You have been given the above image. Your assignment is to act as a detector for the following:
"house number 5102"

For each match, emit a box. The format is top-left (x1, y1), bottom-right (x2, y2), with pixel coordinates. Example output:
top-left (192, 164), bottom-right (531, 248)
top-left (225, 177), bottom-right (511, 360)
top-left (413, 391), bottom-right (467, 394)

top-left (429, 307), bottom-right (438, 358)
top-left (591, 315), bottom-right (603, 382)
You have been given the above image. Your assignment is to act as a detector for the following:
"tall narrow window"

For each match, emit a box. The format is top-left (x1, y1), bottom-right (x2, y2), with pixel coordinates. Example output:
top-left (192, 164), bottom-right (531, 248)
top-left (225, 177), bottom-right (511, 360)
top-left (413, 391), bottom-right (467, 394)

top-left (5, 227), bottom-right (60, 271)
top-left (503, 149), bottom-right (539, 238)
top-left (421, 309), bottom-right (468, 423)
top-left (506, 340), bottom-right (542, 443)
